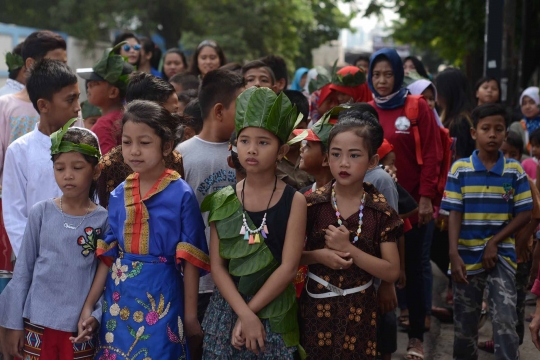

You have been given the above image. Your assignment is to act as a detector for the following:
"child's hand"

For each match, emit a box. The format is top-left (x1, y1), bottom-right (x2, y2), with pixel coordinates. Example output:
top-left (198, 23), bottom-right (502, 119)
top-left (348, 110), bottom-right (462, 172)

top-left (184, 315), bottom-right (203, 358)
top-left (396, 269), bottom-right (407, 289)
top-left (325, 225), bottom-right (353, 253)
top-left (5, 329), bottom-right (24, 358)
top-left (450, 254), bottom-right (469, 284)
top-left (377, 281), bottom-right (397, 314)
top-left (482, 240), bottom-right (499, 270)
top-left (239, 311), bottom-right (266, 355)
top-left (231, 318), bottom-right (245, 350)
top-left (315, 248), bottom-right (353, 270)
top-left (70, 311), bottom-right (98, 344)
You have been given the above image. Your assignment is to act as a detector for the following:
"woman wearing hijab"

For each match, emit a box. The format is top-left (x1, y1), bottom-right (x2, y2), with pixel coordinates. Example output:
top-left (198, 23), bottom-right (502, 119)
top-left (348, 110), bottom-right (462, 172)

top-left (510, 87), bottom-right (540, 156)
top-left (368, 48), bottom-right (443, 360)
top-left (291, 67), bottom-right (309, 91)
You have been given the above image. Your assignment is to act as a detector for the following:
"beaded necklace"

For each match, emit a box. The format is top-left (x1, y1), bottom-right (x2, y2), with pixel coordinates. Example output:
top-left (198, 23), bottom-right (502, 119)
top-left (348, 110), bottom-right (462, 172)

top-left (239, 176), bottom-right (277, 245)
top-left (331, 182), bottom-right (365, 243)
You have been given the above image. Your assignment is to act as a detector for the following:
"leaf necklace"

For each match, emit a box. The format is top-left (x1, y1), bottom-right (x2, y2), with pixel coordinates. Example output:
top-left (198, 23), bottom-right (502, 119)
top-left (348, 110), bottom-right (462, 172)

top-left (239, 176), bottom-right (277, 245)
top-left (331, 182), bottom-right (365, 244)
top-left (60, 196), bottom-right (92, 230)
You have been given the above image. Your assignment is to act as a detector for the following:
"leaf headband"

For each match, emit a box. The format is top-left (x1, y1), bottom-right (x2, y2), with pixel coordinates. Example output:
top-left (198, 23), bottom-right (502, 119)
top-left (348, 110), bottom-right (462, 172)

top-left (50, 118), bottom-right (101, 160)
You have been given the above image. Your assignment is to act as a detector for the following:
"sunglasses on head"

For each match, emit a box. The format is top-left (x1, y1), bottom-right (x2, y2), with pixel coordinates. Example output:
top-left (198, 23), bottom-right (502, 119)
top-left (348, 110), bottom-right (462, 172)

top-left (123, 44), bottom-right (141, 52)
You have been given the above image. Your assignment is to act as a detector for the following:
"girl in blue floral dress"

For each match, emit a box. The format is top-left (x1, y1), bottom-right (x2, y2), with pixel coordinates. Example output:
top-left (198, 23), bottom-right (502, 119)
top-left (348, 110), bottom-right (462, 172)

top-left (75, 100), bottom-right (210, 360)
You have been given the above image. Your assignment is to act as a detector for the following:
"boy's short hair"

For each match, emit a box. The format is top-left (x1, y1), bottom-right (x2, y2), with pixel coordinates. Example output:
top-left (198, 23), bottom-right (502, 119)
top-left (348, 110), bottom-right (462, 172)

top-left (169, 73), bottom-right (200, 91)
top-left (505, 131), bottom-right (524, 157)
top-left (27, 59), bottom-right (77, 113)
top-left (241, 60), bottom-right (276, 84)
top-left (182, 99), bottom-right (203, 134)
top-left (229, 131), bottom-right (246, 176)
top-left (8, 43), bottom-right (24, 80)
top-left (125, 72), bottom-right (176, 104)
top-left (530, 128), bottom-right (540, 146)
top-left (283, 90), bottom-right (308, 123)
top-left (178, 89), bottom-right (198, 105)
top-left (220, 62), bottom-right (243, 73)
top-left (471, 103), bottom-right (508, 128)
top-left (260, 55), bottom-right (288, 88)
top-left (22, 30), bottom-right (66, 62)
top-left (199, 69), bottom-right (244, 120)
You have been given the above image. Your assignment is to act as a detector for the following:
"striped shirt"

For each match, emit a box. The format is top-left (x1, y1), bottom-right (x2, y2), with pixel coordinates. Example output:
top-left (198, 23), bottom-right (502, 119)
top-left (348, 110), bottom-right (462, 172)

top-left (441, 150), bottom-right (532, 275)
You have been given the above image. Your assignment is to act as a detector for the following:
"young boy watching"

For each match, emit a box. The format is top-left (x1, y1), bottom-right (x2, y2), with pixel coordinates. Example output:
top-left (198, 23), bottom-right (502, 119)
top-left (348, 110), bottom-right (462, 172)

top-left (181, 99), bottom-right (203, 142)
top-left (260, 55), bottom-right (288, 93)
top-left (77, 44), bottom-right (133, 154)
top-left (2, 60), bottom-right (81, 257)
top-left (442, 103), bottom-right (533, 360)
top-left (241, 60), bottom-right (277, 93)
top-left (175, 69), bottom-right (244, 325)
top-left (169, 73), bottom-right (199, 94)
top-left (96, 71), bottom-right (183, 208)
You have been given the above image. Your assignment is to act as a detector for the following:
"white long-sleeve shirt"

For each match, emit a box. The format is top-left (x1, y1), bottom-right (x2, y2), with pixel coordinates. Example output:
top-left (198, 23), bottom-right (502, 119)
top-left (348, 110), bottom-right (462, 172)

top-left (2, 125), bottom-right (61, 256)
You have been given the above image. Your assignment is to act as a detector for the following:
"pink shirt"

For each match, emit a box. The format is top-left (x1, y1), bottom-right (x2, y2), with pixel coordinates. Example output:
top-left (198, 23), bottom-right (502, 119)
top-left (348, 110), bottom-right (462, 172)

top-left (0, 94), bottom-right (39, 184)
top-left (521, 158), bottom-right (537, 180)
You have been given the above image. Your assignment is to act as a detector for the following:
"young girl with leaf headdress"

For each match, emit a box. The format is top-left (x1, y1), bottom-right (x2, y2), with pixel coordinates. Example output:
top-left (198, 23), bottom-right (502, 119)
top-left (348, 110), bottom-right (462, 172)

top-left (0, 120), bottom-right (106, 359)
top-left (201, 87), bottom-right (307, 358)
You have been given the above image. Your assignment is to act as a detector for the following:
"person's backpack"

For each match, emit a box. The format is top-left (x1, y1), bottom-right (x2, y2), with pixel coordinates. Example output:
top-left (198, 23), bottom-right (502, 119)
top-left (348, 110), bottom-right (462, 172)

top-left (403, 95), bottom-right (455, 204)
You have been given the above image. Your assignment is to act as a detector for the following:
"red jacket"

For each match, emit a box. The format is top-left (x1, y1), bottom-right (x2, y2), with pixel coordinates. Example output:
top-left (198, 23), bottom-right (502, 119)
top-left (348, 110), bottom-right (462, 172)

top-left (91, 109), bottom-right (123, 155)
top-left (370, 97), bottom-right (442, 223)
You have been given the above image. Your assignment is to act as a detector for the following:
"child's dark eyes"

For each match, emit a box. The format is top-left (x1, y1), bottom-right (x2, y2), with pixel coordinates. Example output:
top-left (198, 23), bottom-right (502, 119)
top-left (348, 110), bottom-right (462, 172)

top-left (259, 141), bottom-right (269, 145)
top-left (141, 142), bottom-right (151, 145)
top-left (331, 152), bottom-right (340, 157)
top-left (122, 141), bottom-right (131, 145)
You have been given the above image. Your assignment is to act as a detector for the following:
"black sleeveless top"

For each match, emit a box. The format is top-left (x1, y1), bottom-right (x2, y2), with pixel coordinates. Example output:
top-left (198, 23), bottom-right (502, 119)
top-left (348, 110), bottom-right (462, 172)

top-left (237, 184), bottom-right (296, 263)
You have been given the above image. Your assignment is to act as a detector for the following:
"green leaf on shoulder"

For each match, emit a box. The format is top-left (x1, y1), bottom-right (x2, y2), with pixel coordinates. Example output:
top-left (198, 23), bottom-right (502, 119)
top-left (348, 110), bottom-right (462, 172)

top-left (201, 186), bottom-right (235, 214)
top-left (229, 245), bottom-right (274, 276)
top-left (208, 194), bottom-right (239, 223)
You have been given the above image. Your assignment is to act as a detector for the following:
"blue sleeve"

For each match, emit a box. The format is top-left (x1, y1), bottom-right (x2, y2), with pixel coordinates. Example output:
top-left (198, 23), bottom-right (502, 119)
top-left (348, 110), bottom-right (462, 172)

top-left (441, 162), bottom-right (463, 212)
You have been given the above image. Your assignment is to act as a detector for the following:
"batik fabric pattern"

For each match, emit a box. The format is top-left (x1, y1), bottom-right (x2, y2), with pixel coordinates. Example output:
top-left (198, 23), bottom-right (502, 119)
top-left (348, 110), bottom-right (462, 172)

top-left (300, 182), bottom-right (402, 360)
top-left (95, 169), bottom-right (209, 360)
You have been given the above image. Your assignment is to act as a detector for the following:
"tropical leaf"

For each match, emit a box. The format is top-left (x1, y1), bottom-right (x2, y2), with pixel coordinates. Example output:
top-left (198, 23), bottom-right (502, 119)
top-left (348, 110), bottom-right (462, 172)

top-left (297, 344), bottom-right (307, 360)
top-left (201, 186), bottom-right (235, 213)
top-left (281, 327), bottom-right (301, 347)
top-left (238, 259), bottom-right (279, 295)
top-left (208, 194), bottom-right (240, 223)
top-left (269, 301), bottom-right (298, 333)
top-left (244, 87), bottom-right (276, 130)
top-left (229, 245), bottom-right (274, 276)
top-left (219, 234), bottom-right (262, 259)
top-left (234, 87), bottom-right (258, 134)
top-left (257, 283), bottom-right (296, 319)
top-left (215, 207), bottom-right (245, 240)
top-left (50, 118), bottom-right (77, 154)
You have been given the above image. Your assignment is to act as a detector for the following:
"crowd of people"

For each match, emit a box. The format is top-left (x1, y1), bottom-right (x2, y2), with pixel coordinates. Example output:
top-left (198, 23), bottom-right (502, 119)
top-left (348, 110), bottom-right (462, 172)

top-left (0, 29), bottom-right (539, 360)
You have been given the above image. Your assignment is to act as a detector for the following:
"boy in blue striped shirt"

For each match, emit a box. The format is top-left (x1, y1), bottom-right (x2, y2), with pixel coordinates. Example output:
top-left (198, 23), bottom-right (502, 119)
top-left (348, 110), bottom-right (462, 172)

top-left (442, 103), bottom-right (532, 360)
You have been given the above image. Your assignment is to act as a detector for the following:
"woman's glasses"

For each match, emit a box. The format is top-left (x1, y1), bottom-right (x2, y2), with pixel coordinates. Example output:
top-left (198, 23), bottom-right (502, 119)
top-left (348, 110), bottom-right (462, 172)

top-left (123, 44), bottom-right (141, 52)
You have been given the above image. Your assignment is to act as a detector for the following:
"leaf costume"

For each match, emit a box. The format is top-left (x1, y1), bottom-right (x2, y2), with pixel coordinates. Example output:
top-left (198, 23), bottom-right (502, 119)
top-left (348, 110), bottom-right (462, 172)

top-left (201, 87), bottom-right (306, 359)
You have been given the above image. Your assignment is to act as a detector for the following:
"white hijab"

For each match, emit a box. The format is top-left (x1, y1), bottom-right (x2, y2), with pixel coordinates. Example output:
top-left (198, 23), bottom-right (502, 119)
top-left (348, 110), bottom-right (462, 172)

top-left (407, 79), bottom-right (443, 127)
top-left (520, 87), bottom-right (540, 106)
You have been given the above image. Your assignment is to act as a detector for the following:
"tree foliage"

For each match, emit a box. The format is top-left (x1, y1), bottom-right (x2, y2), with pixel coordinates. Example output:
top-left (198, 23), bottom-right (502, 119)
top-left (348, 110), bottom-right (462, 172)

top-left (0, 0), bottom-right (354, 69)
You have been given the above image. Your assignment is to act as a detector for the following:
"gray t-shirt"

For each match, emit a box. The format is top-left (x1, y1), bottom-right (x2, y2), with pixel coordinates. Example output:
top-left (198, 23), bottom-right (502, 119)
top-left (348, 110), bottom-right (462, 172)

top-left (0, 199), bottom-right (107, 331)
top-left (176, 136), bottom-right (236, 292)
top-left (364, 166), bottom-right (399, 212)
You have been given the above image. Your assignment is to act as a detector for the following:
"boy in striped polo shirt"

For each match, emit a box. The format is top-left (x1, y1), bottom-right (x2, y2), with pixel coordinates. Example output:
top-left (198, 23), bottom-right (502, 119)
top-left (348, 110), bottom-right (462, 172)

top-left (442, 103), bottom-right (533, 360)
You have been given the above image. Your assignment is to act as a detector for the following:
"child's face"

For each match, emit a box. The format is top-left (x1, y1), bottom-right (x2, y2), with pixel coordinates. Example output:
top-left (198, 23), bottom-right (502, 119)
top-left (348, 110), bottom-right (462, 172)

top-left (83, 116), bottom-right (99, 130)
top-left (403, 59), bottom-right (416, 76)
top-left (237, 127), bottom-right (286, 173)
top-left (380, 151), bottom-right (397, 175)
top-left (521, 96), bottom-right (540, 119)
top-left (244, 68), bottom-right (275, 92)
top-left (531, 141), bottom-right (540, 159)
top-left (42, 83), bottom-right (81, 128)
top-left (371, 59), bottom-right (395, 97)
top-left (163, 93), bottom-right (180, 114)
top-left (471, 115), bottom-right (506, 154)
top-left (87, 80), bottom-right (113, 108)
top-left (356, 59), bottom-right (369, 72)
top-left (422, 87), bottom-right (436, 110)
top-left (500, 141), bottom-right (521, 161)
top-left (300, 141), bottom-right (327, 174)
top-left (334, 90), bottom-right (354, 105)
top-left (122, 120), bottom-right (171, 175)
top-left (328, 130), bottom-right (377, 187)
top-left (198, 46), bottom-right (220, 77)
top-left (163, 53), bottom-right (186, 79)
top-left (476, 80), bottom-right (500, 105)
top-left (53, 151), bottom-right (99, 199)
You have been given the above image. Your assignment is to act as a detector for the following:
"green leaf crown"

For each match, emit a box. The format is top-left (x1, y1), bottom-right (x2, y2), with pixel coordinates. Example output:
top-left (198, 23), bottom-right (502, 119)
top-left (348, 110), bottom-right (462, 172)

top-left (93, 41), bottom-right (130, 91)
top-left (81, 100), bottom-right (102, 119)
top-left (50, 118), bottom-right (101, 160)
top-left (311, 105), bottom-right (350, 147)
top-left (308, 60), bottom-right (366, 94)
top-left (5, 52), bottom-right (24, 72)
top-left (235, 87), bottom-right (302, 144)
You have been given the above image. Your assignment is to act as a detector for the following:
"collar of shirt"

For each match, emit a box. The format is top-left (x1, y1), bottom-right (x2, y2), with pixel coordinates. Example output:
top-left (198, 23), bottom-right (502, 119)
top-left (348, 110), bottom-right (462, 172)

top-left (5, 79), bottom-right (24, 92)
top-left (471, 149), bottom-right (505, 176)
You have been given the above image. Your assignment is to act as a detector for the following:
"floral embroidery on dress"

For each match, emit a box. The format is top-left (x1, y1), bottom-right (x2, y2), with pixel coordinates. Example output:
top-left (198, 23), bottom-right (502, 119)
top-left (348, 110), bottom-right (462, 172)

top-left (167, 316), bottom-right (186, 345)
top-left (77, 227), bottom-right (101, 256)
top-left (111, 259), bottom-right (129, 285)
top-left (135, 292), bottom-right (171, 326)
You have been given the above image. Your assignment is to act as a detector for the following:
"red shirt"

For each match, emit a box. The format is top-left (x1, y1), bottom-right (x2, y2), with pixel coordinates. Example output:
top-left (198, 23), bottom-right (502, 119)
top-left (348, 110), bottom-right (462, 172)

top-left (370, 98), bottom-right (442, 223)
top-left (91, 109), bottom-right (123, 155)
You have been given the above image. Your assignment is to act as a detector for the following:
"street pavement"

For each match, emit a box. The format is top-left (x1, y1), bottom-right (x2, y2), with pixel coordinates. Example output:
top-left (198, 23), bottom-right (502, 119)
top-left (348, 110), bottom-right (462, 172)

top-left (393, 262), bottom-right (539, 359)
